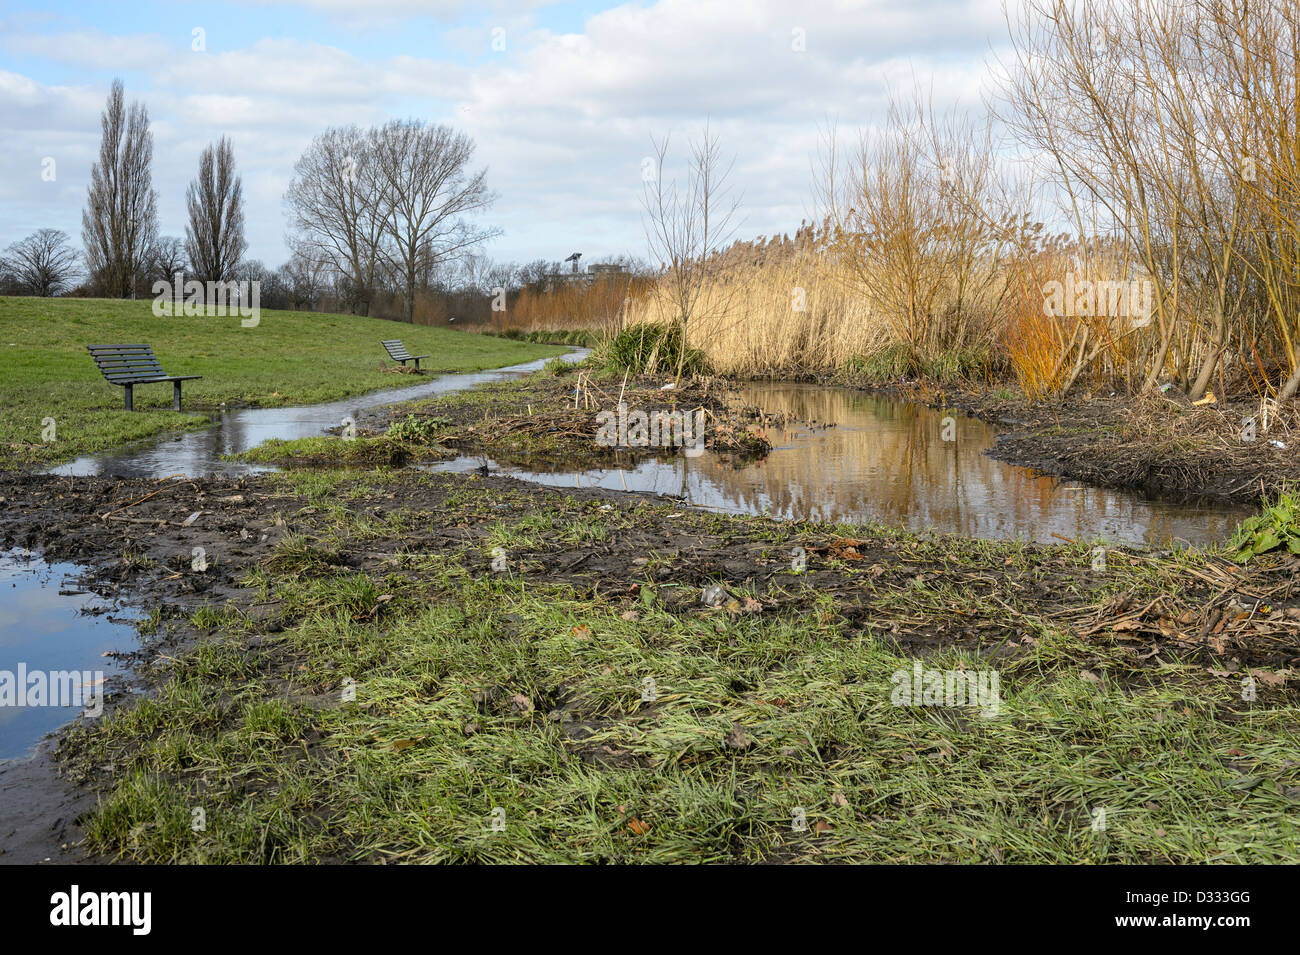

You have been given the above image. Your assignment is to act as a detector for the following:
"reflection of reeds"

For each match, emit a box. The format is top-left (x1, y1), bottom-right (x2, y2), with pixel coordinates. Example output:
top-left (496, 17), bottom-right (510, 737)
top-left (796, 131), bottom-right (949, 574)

top-left (676, 384), bottom-right (1246, 543)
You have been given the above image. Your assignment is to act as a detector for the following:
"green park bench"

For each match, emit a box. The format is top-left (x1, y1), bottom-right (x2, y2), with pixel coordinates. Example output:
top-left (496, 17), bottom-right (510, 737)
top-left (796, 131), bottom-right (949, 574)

top-left (381, 339), bottom-right (430, 370)
top-left (87, 344), bottom-right (202, 411)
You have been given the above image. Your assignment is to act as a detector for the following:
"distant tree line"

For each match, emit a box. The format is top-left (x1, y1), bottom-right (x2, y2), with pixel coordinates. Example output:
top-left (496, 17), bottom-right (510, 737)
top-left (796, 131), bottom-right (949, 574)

top-left (2, 77), bottom-right (629, 326)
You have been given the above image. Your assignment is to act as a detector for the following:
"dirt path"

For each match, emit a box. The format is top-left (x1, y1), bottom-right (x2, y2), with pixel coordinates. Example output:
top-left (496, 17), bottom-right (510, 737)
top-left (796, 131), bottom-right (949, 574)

top-left (0, 745), bottom-right (95, 864)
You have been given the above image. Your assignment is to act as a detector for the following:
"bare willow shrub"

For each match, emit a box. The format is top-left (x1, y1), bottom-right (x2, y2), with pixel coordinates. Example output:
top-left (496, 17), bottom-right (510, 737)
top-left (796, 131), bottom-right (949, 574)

top-left (999, 0), bottom-right (1279, 398)
top-left (817, 94), bottom-right (1015, 367)
top-left (1198, 0), bottom-right (1300, 400)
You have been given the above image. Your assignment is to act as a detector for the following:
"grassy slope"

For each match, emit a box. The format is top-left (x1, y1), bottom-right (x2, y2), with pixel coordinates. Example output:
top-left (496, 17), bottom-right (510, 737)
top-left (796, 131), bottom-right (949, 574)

top-left (0, 297), bottom-right (566, 468)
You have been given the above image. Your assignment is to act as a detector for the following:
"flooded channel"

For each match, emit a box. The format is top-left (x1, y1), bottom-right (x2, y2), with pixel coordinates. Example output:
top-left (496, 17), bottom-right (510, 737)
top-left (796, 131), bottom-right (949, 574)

top-left (430, 382), bottom-right (1252, 547)
top-left (50, 351), bottom-right (587, 479)
top-left (47, 361), bottom-right (1250, 547)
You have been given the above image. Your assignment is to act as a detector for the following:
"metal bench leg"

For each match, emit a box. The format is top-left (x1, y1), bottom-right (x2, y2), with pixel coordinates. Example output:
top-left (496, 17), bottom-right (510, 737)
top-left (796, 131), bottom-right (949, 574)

top-left (413, 357), bottom-right (421, 370)
top-left (124, 384), bottom-right (133, 411)
top-left (173, 381), bottom-right (183, 412)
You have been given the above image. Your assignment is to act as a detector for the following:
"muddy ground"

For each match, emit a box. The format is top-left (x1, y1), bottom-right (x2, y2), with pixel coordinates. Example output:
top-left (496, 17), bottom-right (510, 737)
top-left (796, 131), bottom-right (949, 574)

top-left (231, 373), bottom-right (778, 471)
top-left (1, 462), bottom-right (1297, 861)
top-left (358, 372), bottom-right (777, 466)
top-left (5, 469), bottom-right (1295, 673)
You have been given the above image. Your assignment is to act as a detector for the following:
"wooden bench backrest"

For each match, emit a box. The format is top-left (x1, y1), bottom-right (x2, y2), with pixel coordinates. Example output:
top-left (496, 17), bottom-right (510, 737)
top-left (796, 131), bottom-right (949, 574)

top-left (87, 344), bottom-right (166, 383)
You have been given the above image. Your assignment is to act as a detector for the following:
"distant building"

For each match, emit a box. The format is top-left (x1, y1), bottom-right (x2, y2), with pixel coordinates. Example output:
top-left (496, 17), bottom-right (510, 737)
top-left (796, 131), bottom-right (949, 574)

top-left (544, 260), bottom-right (629, 289)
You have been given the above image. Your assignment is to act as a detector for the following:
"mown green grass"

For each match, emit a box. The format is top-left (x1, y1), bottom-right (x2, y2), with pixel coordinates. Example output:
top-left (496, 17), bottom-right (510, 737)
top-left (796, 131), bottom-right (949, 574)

top-left (0, 297), bottom-right (566, 468)
top-left (66, 482), bottom-right (1300, 864)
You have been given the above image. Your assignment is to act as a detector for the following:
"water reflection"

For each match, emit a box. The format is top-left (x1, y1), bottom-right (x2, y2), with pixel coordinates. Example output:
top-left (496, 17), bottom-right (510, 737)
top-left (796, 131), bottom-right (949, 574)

top-left (47, 360), bottom-right (1248, 547)
top-left (50, 351), bottom-right (587, 478)
top-left (430, 382), bottom-right (1250, 547)
top-left (0, 550), bottom-right (139, 761)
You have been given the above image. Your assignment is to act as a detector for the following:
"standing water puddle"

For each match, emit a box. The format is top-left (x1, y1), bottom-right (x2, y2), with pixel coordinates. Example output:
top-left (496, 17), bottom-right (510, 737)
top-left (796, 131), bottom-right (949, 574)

top-left (0, 550), bottom-right (140, 761)
top-left (431, 382), bottom-right (1251, 547)
top-left (47, 363), bottom-right (1248, 546)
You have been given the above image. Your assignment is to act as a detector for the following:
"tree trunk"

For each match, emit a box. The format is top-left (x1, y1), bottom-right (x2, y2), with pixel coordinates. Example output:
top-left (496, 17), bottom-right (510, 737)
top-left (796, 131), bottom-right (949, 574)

top-left (405, 263), bottom-right (416, 324)
top-left (1141, 331), bottom-right (1174, 393)
top-left (1188, 310), bottom-right (1227, 401)
top-left (1279, 365), bottom-right (1300, 402)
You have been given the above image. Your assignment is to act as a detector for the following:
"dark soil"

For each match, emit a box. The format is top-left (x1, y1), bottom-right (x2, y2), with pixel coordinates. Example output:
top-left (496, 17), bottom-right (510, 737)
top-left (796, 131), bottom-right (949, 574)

top-left (0, 744), bottom-right (96, 864)
top-left (5, 468), bottom-right (1298, 672)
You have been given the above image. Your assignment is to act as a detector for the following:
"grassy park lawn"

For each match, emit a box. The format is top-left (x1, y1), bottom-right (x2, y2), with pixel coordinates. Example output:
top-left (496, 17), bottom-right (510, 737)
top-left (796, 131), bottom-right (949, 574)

top-left (0, 296), bottom-right (566, 469)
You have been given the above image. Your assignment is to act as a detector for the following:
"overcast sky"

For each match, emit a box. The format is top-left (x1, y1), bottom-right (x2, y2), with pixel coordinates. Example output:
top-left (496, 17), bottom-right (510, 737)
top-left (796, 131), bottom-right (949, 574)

top-left (0, 0), bottom-right (1009, 270)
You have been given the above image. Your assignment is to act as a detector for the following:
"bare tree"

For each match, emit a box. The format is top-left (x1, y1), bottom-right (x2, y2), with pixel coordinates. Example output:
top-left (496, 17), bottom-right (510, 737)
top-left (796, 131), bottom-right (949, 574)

top-left (517, 258), bottom-right (552, 291)
top-left (149, 236), bottom-right (188, 283)
top-left (641, 124), bottom-right (742, 381)
top-left (817, 95), bottom-right (1012, 366)
top-left (456, 250), bottom-right (497, 293)
top-left (371, 120), bottom-right (500, 324)
top-left (282, 243), bottom-right (329, 310)
top-left (82, 79), bottom-right (157, 297)
top-left (1200, 0), bottom-right (1300, 401)
top-left (185, 137), bottom-right (247, 283)
top-left (284, 126), bottom-right (387, 315)
top-left (2, 229), bottom-right (81, 296)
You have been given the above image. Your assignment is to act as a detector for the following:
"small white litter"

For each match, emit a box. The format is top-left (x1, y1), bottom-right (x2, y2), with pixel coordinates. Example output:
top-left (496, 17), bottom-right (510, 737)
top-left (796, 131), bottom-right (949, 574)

top-left (702, 583), bottom-right (729, 607)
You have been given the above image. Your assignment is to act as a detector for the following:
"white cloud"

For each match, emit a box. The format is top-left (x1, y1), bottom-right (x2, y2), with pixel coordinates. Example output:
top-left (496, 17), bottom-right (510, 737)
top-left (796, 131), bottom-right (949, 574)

top-left (231, 0), bottom-right (557, 30)
top-left (0, 0), bottom-right (1010, 266)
